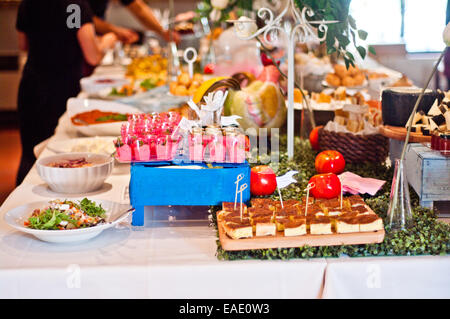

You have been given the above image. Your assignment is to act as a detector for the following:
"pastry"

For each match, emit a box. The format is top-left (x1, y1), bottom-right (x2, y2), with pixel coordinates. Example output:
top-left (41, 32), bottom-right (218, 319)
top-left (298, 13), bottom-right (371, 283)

top-left (358, 214), bottom-right (383, 232)
top-left (223, 218), bottom-right (253, 239)
top-left (253, 216), bottom-right (276, 237)
top-left (247, 207), bottom-right (273, 218)
top-left (222, 202), bottom-right (247, 212)
top-left (336, 216), bottom-right (360, 233)
top-left (309, 216), bottom-right (333, 235)
top-left (347, 195), bottom-right (366, 207)
top-left (275, 206), bottom-right (299, 220)
top-left (283, 218), bottom-right (307, 237)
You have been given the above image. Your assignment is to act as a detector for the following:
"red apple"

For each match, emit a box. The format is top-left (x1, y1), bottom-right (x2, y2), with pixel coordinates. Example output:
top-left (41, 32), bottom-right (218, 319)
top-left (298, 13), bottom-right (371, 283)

top-left (309, 127), bottom-right (320, 151)
top-left (250, 165), bottom-right (277, 196)
top-left (315, 150), bottom-right (345, 174)
top-left (308, 173), bottom-right (341, 199)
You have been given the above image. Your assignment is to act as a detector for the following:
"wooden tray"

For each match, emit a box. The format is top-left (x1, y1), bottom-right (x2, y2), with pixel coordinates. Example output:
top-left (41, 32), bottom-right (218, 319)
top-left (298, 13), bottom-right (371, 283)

top-left (218, 223), bottom-right (385, 251)
top-left (380, 125), bottom-right (431, 143)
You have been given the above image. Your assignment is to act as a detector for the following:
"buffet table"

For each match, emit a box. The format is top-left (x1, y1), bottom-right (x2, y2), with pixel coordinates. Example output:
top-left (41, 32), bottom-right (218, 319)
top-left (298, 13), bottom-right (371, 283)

top-left (1, 63), bottom-right (449, 299)
top-left (1, 112), bottom-right (449, 298)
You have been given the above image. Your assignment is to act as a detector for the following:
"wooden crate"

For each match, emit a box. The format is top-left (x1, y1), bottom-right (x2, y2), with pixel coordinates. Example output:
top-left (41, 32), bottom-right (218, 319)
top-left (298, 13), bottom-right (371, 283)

top-left (405, 143), bottom-right (450, 213)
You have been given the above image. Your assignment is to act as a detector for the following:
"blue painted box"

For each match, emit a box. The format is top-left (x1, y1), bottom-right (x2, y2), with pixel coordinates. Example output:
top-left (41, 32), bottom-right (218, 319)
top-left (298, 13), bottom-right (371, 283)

top-left (129, 161), bottom-right (251, 226)
top-left (404, 143), bottom-right (450, 210)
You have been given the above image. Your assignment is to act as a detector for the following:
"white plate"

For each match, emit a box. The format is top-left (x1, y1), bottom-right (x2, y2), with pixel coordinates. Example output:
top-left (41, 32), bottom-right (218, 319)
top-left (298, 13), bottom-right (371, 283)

top-left (4, 199), bottom-right (133, 243)
top-left (80, 75), bottom-right (129, 95)
top-left (47, 137), bottom-right (117, 155)
top-left (67, 98), bottom-right (142, 136)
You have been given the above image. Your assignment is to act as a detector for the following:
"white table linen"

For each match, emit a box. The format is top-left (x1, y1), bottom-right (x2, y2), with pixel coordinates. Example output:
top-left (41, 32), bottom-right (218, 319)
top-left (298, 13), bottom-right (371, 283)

top-left (323, 255), bottom-right (450, 298)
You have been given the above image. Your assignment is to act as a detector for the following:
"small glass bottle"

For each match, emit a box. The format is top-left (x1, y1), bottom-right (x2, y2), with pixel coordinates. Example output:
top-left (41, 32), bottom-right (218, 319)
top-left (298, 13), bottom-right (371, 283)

top-left (431, 130), bottom-right (440, 150)
top-left (189, 127), bottom-right (204, 162)
top-left (205, 126), bottom-right (225, 162)
top-left (439, 132), bottom-right (450, 157)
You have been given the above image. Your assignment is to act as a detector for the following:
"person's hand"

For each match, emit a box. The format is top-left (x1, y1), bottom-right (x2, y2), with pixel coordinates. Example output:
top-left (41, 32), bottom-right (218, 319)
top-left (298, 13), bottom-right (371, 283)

top-left (113, 26), bottom-right (139, 44)
top-left (162, 29), bottom-right (180, 44)
top-left (101, 32), bottom-right (118, 50)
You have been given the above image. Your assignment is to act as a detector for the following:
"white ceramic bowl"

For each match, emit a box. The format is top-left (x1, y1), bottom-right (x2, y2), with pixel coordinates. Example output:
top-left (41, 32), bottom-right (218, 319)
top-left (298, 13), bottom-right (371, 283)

top-left (4, 199), bottom-right (133, 243)
top-left (36, 152), bottom-right (114, 194)
top-left (67, 98), bottom-right (142, 136)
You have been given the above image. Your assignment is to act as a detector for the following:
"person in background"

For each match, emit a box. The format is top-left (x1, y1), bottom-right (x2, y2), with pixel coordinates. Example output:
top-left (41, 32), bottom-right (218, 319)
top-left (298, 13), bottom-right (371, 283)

top-left (16, 0), bottom-right (117, 185)
top-left (87, 0), bottom-right (180, 44)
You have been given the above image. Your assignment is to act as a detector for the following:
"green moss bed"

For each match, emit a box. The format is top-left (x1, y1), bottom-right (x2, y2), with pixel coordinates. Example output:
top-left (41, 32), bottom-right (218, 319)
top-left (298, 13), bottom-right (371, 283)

top-left (212, 137), bottom-right (450, 260)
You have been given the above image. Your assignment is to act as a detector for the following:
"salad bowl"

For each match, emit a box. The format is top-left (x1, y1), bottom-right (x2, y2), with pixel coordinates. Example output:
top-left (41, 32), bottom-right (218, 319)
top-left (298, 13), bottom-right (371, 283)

top-left (4, 199), bottom-right (133, 243)
top-left (36, 152), bottom-right (114, 194)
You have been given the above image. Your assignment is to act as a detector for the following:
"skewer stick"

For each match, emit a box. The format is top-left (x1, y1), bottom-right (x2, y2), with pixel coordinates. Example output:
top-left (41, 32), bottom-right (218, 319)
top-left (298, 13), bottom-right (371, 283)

top-left (304, 182), bottom-right (315, 217)
top-left (277, 187), bottom-right (284, 209)
top-left (238, 183), bottom-right (248, 221)
top-left (234, 174), bottom-right (244, 210)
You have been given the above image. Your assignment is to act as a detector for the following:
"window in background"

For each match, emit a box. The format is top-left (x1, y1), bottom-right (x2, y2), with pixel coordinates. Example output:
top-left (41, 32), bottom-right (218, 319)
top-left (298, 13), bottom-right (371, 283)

top-left (350, 0), bottom-right (447, 53)
top-left (349, 0), bottom-right (403, 45)
top-left (403, 0), bottom-right (446, 52)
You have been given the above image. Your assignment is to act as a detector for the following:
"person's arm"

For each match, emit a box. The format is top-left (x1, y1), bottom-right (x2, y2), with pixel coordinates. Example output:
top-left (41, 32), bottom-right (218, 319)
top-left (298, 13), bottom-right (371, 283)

top-left (17, 31), bottom-right (28, 51)
top-left (126, 0), bottom-right (180, 43)
top-left (77, 23), bottom-right (117, 66)
top-left (92, 16), bottom-right (139, 44)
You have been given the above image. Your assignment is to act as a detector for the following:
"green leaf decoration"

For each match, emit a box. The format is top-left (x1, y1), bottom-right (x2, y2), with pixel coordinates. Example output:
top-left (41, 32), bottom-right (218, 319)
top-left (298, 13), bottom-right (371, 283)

top-left (356, 46), bottom-right (366, 59)
top-left (358, 29), bottom-right (368, 40)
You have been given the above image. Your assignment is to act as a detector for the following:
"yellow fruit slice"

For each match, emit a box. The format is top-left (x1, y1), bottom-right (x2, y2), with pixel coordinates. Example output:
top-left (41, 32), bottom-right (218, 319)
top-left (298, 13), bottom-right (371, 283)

top-left (193, 76), bottom-right (229, 104)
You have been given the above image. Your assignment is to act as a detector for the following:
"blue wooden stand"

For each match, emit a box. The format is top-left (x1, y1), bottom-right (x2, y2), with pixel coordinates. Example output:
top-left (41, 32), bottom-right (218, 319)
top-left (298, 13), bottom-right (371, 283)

top-left (129, 161), bottom-right (251, 226)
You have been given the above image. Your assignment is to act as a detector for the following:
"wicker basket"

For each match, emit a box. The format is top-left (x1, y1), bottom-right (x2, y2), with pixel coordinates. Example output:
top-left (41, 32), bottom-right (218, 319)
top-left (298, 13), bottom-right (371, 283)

top-left (318, 128), bottom-right (389, 163)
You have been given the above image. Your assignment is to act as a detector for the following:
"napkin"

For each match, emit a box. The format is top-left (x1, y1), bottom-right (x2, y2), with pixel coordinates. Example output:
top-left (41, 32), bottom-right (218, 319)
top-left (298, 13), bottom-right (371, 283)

top-left (338, 171), bottom-right (386, 196)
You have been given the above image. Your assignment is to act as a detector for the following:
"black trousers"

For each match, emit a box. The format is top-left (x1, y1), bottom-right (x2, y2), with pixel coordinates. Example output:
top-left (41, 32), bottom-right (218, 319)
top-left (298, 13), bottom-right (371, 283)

top-left (16, 70), bottom-right (80, 185)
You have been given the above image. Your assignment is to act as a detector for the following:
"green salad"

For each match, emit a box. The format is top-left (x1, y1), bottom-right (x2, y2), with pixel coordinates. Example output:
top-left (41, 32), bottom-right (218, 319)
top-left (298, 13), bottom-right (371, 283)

top-left (24, 198), bottom-right (106, 230)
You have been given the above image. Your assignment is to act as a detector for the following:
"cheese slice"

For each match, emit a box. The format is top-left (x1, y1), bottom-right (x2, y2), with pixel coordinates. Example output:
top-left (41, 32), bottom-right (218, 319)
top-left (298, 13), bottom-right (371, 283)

top-left (428, 99), bottom-right (441, 116)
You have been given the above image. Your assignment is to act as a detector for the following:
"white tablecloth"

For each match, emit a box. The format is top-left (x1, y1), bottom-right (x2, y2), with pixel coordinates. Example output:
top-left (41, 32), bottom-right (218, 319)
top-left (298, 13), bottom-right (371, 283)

top-left (323, 255), bottom-right (450, 298)
top-left (1, 65), bottom-right (448, 299)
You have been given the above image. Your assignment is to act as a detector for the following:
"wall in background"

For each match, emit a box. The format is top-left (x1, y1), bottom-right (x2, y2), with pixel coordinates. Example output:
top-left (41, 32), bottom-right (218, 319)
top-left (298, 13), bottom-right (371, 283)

top-left (0, 1), bottom-right (21, 111)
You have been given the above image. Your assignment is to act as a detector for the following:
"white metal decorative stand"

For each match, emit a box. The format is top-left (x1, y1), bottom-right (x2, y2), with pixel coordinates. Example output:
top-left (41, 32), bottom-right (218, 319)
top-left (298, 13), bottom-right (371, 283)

top-left (232, 0), bottom-right (336, 159)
